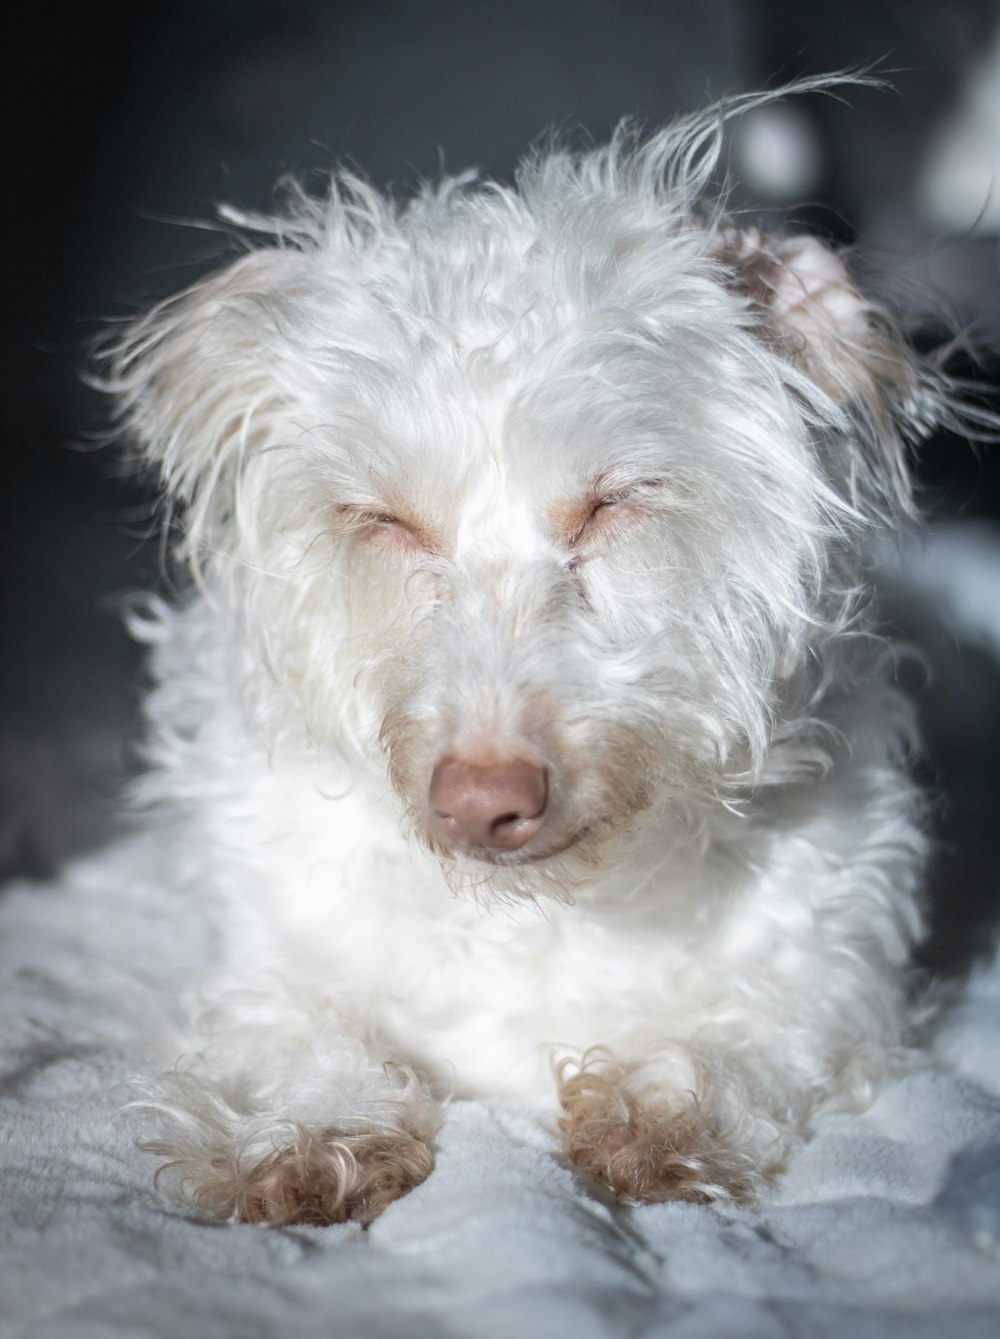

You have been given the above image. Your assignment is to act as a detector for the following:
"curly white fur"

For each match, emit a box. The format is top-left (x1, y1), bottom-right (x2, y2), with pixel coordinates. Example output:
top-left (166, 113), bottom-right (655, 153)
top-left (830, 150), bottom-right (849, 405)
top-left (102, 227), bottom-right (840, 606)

top-left (102, 83), bottom-right (960, 1221)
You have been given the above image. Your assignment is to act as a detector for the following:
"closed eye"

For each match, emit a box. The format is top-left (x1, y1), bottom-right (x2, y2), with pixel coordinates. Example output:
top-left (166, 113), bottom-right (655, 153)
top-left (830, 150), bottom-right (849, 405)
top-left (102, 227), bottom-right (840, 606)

top-left (358, 509), bottom-right (403, 528)
top-left (334, 503), bottom-right (439, 553)
top-left (564, 479), bottom-right (663, 547)
top-left (588, 488), bottom-right (636, 519)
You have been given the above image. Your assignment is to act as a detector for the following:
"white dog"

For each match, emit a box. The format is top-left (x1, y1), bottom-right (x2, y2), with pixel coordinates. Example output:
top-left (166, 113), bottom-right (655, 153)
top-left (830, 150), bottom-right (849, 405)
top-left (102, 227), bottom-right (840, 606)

top-left (105, 87), bottom-right (951, 1227)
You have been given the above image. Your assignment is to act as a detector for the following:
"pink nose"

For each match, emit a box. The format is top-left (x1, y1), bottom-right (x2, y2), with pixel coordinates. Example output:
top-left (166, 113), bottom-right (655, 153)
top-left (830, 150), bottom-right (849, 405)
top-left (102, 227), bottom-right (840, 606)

top-left (429, 757), bottom-right (549, 852)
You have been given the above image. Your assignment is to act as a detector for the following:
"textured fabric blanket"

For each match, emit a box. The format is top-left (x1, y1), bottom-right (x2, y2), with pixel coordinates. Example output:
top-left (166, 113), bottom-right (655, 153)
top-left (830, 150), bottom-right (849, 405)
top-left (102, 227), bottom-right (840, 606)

top-left (3, 528), bottom-right (1000, 1339)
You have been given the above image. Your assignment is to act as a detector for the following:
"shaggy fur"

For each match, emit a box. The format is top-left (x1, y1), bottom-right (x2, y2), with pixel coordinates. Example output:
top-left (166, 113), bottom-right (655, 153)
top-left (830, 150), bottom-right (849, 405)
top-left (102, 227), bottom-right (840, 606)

top-left (558, 1057), bottom-right (762, 1203)
top-left (169, 1127), bottom-right (435, 1227)
top-left (101, 83), bottom-right (972, 1225)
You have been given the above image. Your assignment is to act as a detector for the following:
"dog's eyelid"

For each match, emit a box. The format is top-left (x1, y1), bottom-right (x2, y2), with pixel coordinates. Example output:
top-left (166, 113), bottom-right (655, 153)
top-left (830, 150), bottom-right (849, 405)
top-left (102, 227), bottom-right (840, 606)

top-left (335, 501), bottom-right (407, 528)
top-left (590, 491), bottom-right (628, 514)
top-left (592, 477), bottom-right (665, 508)
top-left (361, 509), bottom-right (403, 527)
top-left (559, 477), bottom-right (665, 549)
top-left (334, 501), bottom-right (444, 556)
top-left (335, 501), bottom-right (390, 525)
top-left (572, 477), bottom-right (662, 527)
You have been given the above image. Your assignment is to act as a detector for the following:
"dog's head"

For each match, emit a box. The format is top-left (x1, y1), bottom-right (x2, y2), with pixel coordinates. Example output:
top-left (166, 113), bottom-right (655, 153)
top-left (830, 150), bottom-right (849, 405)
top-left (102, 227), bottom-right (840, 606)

top-left (107, 100), bottom-right (939, 900)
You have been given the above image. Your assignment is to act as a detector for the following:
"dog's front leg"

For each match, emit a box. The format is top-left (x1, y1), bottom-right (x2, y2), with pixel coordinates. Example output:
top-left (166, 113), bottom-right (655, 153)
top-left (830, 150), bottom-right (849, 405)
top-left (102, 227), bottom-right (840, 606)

top-left (134, 979), bottom-right (441, 1226)
top-left (557, 1044), bottom-right (778, 1204)
top-left (556, 999), bottom-right (883, 1206)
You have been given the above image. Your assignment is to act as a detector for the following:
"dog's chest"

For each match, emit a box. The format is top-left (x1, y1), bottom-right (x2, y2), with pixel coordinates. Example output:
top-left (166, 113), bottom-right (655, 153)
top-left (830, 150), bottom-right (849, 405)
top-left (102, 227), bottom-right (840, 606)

top-left (216, 774), bottom-right (738, 1096)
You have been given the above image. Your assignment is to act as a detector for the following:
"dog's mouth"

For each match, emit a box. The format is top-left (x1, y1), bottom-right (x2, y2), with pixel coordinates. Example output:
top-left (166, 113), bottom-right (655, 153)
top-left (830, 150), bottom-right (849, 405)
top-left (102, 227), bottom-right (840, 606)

top-left (455, 829), bottom-right (587, 867)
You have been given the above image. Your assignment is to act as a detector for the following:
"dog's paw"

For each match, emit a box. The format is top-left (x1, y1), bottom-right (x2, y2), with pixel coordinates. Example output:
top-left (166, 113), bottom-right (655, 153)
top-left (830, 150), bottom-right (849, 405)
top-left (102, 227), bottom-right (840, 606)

top-left (175, 1127), bottom-right (434, 1227)
top-left (558, 1061), bottom-right (759, 1204)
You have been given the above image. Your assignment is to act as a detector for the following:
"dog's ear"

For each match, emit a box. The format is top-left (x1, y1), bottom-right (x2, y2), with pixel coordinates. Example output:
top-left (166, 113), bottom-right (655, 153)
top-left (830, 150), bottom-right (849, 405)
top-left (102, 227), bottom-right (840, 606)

top-left (105, 246), bottom-right (305, 575)
top-left (714, 226), bottom-right (917, 517)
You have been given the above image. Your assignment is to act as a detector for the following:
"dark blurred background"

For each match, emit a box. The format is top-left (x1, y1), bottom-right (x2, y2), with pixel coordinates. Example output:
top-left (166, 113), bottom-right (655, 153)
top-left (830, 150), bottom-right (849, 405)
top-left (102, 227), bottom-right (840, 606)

top-left (3, 0), bottom-right (1000, 969)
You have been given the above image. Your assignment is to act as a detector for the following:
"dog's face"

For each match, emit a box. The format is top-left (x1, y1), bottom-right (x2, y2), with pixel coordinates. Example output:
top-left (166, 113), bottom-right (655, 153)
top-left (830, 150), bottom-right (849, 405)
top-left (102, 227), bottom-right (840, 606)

top-left (110, 134), bottom-right (922, 899)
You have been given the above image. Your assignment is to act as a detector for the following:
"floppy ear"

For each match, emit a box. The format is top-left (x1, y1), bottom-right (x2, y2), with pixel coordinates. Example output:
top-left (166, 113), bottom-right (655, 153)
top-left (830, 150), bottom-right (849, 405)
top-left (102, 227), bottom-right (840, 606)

top-left (714, 226), bottom-right (919, 517)
top-left (105, 246), bottom-right (305, 575)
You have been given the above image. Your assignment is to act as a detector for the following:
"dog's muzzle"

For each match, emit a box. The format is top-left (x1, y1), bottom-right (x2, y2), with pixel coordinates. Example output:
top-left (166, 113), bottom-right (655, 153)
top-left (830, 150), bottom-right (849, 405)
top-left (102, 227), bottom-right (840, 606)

top-left (429, 756), bottom-right (549, 857)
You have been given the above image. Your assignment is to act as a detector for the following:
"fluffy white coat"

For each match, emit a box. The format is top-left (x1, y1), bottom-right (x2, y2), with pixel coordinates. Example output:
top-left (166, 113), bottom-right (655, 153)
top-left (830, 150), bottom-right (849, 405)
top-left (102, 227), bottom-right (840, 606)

top-left (105, 89), bottom-right (950, 1224)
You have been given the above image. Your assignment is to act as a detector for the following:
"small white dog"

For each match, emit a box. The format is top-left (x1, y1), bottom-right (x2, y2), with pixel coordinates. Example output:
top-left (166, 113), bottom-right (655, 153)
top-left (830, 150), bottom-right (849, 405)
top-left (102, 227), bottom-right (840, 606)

top-left (107, 87), bottom-right (951, 1226)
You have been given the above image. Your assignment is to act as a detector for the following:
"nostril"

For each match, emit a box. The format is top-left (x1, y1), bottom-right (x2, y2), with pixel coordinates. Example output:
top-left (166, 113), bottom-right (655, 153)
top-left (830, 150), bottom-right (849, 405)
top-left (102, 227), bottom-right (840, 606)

top-left (488, 806), bottom-right (541, 848)
top-left (492, 810), bottom-right (523, 832)
top-left (429, 757), bottom-right (548, 852)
